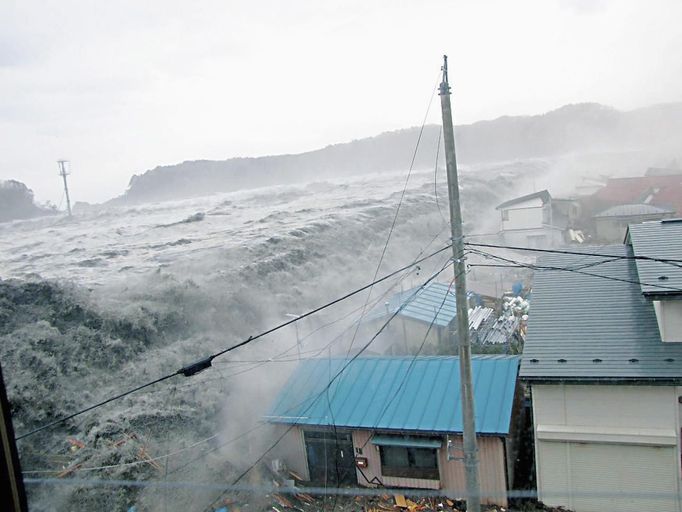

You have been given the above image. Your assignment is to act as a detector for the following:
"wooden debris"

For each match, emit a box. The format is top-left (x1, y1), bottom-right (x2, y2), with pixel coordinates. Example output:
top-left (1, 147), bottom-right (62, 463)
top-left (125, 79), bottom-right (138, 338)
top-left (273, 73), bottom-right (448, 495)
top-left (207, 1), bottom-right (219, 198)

top-left (57, 463), bottom-right (82, 478)
top-left (137, 446), bottom-right (162, 471)
top-left (394, 494), bottom-right (408, 507)
top-left (288, 470), bottom-right (304, 481)
top-left (296, 493), bottom-right (315, 504)
top-left (273, 494), bottom-right (294, 509)
top-left (66, 437), bottom-right (85, 449)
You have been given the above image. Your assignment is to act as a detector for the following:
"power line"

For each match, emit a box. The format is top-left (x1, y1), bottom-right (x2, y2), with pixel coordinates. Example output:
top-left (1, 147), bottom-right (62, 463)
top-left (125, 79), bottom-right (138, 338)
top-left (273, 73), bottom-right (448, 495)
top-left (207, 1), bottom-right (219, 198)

top-left (15, 244), bottom-right (452, 442)
top-left (202, 260), bottom-right (453, 511)
top-left (23, 251), bottom-right (446, 476)
top-left (359, 271), bottom-right (461, 450)
top-left (345, 75), bottom-right (442, 358)
top-left (463, 241), bottom-right (682, 268)
top-left (433, 127), bottom-right (447, 224)
top-left (469, 248), bottom-right (682, 293)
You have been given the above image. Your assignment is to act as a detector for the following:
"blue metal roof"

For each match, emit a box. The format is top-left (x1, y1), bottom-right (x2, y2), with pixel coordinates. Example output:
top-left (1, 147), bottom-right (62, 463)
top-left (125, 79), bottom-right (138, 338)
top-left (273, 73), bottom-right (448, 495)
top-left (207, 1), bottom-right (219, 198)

top-left (367, 282), bottom-right (474, 328)
top-left (266, 356), bottom-right (520, 435)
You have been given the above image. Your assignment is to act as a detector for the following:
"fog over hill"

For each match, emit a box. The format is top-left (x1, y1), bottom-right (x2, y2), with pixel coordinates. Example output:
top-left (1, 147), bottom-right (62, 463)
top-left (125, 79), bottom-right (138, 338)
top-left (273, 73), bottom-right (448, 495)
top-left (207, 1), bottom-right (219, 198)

top-left (0, 180), bottom-right (57, 223)
top-left (114, 102), bottom-right (682, 205)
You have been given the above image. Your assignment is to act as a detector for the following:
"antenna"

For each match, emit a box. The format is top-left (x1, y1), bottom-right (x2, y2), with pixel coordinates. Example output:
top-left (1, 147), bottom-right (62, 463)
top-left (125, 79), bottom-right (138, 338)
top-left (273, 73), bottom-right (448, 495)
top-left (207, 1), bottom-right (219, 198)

top-left (57, 160), bottom-right (72, 217)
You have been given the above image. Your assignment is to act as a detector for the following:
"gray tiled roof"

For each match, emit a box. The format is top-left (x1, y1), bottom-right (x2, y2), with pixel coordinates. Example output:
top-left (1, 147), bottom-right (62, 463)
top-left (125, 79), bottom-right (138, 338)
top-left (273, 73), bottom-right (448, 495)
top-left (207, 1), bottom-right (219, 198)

top-left (496, 190), bottom-right (550, 210)
top-left (627, 219), bottom-right (682, 296)
top-left (594, 203), bottom-right (674, 218)
top-left (520, 245), bottom-right (682, 382)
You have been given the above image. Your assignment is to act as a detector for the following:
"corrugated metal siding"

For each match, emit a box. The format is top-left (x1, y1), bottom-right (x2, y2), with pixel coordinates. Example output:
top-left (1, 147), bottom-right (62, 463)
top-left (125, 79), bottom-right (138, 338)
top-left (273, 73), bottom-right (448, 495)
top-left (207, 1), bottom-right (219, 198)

top-left (353, 430), bottom-right (382, 486)
top-left (439, 436), bottom-right (507, 507)
top-left (519, 245), bottom-right (682, 380)
top-left (352, 430), bottom-right (508, 506)
top-left (267, 356), bottom-right (520, 434)
top-left (628, 220), bottom-right (682, 295)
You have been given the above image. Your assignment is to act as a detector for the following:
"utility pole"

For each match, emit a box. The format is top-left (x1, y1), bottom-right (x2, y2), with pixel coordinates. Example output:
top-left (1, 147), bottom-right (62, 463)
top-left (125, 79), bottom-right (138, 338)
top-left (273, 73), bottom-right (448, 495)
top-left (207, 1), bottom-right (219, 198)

top-left (0, 362), bottom-right (29, 512)
top-left (439, 55), bottom-right (481, 512)
top-left (57, 160), bottom-right (72, 217)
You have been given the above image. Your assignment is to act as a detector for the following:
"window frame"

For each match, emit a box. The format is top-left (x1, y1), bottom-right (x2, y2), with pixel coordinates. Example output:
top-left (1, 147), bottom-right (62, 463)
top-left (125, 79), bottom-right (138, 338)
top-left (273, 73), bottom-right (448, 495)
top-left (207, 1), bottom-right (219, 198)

top-left (378, 445), bottom-right (440, 480)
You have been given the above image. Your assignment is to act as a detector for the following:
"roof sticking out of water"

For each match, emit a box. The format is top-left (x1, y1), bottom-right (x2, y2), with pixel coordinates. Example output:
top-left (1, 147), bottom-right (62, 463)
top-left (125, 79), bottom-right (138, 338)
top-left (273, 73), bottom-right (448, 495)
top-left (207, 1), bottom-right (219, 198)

top-left (266, 355), bottom-right (520, 435)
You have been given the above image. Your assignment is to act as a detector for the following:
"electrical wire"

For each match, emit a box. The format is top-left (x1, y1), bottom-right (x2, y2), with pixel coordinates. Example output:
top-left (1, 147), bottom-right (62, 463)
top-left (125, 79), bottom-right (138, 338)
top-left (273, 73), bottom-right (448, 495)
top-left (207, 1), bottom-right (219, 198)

top-left (359, 269), bottom-right (461, 449)
top-left (433, 127), bottom-right (447, 225)
top-left (345, 73), bottom-right (442, 358)
top-left (463, 241), bottom-right (682, 268)
top-left (25, 243), bottom-right (449, 478)
top-left (15, 243), bottom-right (452, 442)
top-left (468, 248), bottom-right (682, 293)
top-left (202, 260), bottom-right (453, 511)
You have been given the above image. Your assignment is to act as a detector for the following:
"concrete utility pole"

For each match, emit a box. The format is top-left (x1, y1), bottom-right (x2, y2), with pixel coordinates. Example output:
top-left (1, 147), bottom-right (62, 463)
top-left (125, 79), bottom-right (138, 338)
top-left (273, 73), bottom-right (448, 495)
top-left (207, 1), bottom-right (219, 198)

top-left (0, 362), bottom-right (29, 512)
top-left (57, 160), bottom-right (72, 217)
top-left (439, 55), bottom-right (481, 512)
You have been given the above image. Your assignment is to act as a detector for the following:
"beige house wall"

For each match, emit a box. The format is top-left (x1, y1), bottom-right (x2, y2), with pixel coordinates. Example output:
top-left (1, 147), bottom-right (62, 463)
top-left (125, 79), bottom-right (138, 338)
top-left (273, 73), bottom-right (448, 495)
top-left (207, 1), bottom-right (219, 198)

top-left (353, 430), bottom-right (508, 507)
top-left (532, 383), bottom-right (682, 512)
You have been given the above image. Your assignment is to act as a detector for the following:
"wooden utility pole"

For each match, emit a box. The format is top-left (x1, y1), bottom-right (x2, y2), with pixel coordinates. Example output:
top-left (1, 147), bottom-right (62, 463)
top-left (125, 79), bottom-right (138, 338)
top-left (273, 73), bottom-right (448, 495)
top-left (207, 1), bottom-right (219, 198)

top-left (439, 54), bottom-right (481, 512)
top-left (0, 362), bottom-right (29, 512)
top-left (57, 160), bottom-right (72, 217)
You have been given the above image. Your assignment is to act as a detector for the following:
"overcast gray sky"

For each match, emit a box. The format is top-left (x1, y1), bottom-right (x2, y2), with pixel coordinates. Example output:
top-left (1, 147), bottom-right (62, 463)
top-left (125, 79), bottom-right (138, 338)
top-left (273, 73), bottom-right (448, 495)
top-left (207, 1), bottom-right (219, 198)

top-left (1, 0), bottom-right (681, 204)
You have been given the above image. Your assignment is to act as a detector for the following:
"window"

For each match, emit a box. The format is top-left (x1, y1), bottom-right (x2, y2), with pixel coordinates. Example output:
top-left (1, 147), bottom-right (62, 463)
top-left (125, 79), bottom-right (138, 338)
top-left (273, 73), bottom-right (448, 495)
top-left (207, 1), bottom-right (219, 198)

top-left (501, 209), bottom-right (509, 221)
top-left (379, 445), bottom-right (439, 480)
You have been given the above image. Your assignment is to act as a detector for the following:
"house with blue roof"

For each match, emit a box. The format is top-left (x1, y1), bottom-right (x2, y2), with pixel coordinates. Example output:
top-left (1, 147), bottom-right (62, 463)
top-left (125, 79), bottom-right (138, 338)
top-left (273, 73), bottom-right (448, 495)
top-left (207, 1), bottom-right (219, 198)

top-left (266, 355), bottom-right (522, 507)
top-left (521, 219), bottom-right (682, 512)
top-left (364, 281), bottom-right (497, 354)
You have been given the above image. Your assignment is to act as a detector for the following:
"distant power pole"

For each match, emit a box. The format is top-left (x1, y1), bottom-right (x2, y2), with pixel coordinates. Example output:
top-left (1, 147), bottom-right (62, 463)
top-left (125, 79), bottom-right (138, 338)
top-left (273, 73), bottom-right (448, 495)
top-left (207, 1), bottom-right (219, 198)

top-left (57, 160), bottom-right (72, 217)
top-left (439, 55), bottom-right (481, 512)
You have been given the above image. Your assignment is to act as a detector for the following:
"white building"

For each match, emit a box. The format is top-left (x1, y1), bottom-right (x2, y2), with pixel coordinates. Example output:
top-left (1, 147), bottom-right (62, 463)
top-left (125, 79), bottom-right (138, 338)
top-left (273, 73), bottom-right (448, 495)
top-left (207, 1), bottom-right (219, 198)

top-left (496, 190), bottom-right (578, 248)
top-left (521, 219), bottom-right (682, 512)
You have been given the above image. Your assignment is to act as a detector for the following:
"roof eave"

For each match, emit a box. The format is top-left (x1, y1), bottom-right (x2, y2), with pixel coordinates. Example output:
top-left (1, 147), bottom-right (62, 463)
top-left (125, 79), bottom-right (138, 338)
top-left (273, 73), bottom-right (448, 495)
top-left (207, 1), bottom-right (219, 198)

top-left (265, 420), bottom-right (510, 437)
top-left (521, 375), bottom-right (682, 385)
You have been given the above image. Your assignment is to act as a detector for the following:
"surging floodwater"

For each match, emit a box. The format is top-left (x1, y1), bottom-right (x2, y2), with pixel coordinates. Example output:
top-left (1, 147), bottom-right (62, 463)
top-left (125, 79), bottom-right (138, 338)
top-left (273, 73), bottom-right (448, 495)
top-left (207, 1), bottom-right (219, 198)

top-left (0, 167), bottom-right (519, 511)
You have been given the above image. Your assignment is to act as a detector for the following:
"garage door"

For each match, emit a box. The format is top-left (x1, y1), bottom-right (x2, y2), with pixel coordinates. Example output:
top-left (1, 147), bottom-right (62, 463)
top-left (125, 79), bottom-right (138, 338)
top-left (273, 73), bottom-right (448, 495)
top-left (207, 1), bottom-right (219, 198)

top-left (538, 441), bottom-right (680, 512)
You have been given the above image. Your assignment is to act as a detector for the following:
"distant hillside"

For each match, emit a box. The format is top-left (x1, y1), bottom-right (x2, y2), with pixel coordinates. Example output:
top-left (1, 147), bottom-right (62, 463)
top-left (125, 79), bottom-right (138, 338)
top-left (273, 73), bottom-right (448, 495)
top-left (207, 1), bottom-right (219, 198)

top-left (0, 180), bottom-right (57, 223)
top-left (115, 102), bottom-right (682, 204)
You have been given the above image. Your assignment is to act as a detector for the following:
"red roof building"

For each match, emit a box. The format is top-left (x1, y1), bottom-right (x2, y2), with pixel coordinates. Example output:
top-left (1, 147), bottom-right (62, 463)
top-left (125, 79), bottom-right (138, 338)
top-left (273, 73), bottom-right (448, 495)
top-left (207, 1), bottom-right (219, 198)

top-left (588, 174), bottom-right (682, 216)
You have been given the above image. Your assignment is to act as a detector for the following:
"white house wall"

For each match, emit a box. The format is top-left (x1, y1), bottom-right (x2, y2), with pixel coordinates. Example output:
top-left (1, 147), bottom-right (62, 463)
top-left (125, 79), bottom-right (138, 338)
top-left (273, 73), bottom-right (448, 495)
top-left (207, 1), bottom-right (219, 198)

top-left (501, 227), bottom-right (563, 249)
top-left (654, 300), bottom-right (682, 342)
top-left (532, 384), bottom-right (682, 512)
top-left (501, 205), bottom-right (544, 232)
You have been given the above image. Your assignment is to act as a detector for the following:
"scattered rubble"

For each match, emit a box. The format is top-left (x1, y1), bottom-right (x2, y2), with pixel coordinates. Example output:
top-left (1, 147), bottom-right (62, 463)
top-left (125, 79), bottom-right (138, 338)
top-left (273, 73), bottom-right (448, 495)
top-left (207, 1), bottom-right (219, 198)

top-left (210, 490), bottom-right (573, 512)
